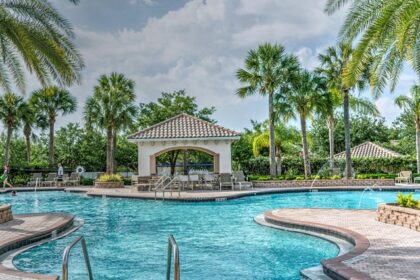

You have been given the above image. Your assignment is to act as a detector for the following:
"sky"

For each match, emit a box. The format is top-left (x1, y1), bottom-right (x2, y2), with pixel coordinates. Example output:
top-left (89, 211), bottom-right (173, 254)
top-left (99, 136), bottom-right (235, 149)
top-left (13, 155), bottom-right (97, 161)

top-left (31, 0), bottom-right (418, 131)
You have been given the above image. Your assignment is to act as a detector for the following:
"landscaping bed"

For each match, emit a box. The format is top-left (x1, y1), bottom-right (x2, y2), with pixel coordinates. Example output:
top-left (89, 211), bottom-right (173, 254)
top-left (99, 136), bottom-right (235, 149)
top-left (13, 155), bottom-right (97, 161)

top-left (253, 179), bottom-right (395, 188)
top-left (377, 204), bottom-right (420, 232)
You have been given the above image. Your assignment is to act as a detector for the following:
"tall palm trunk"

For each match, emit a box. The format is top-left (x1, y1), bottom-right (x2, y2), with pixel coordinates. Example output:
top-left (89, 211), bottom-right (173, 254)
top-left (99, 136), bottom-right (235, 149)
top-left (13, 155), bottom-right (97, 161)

top-left (268, 92), bottom-right (276, 176)
top-left (112, 132), bottom-right (117, 173)
top-left (300, 113), bottom-right (311, 178)
top-left (106, 126), bottom-right (114, 174)
top-left (4, 125), bottom-right (13, 165)
top-left (48, 117), bottom-right (55, 166)
top-left (276, 147), bottom-right (282, 175)
top-left (24, 125), bottom-right (32, 164)
top-left (343, 89), bottom-right (352, 179)
top-left (416, 118), bottom-right (420, 173)
top-left (327, 115), bottom-right (335, 170)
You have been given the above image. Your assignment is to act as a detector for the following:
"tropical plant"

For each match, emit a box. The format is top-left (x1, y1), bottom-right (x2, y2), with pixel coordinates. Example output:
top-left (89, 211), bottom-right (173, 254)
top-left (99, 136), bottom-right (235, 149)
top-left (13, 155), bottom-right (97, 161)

top-left (0, 93), bottom-right (26, 164)
top-left (21, 103), bottom-right (46, 164)
top-left (236, 43), bottom-right (300, 176)
top-left (84, 73), bottom-right (137, 174)
top-left (252, 123), bottom-right (300, 175)
top-left (317, 44), bottom-right (367, 178)
top-left (395, 85), bottom-right (420, 173)
top-left (97, 174), bottom-right (123, 182)
top-left (29, 86), bottom-right (77, 166)
top-left (286, 70), bottom-right (326, 178)
top-left (0, 0), bottom-right (84, 93)
top-left (325, 0), bottom-right (420, 95)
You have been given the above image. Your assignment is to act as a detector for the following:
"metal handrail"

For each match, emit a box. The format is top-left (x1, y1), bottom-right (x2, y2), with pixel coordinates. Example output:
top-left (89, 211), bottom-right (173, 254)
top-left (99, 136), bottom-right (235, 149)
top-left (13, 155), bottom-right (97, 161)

top-left (155, 176), bottom-right (180, 200)
top-left (62, 235), bottom-right (94, 280)
top-left (166, 234), bottom-right (180, 280)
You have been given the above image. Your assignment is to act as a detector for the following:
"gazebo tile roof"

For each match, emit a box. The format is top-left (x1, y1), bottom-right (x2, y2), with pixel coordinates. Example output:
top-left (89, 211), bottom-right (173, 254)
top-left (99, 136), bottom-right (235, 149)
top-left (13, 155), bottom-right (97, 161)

top-left (334, 141), bottom-right (402, 159)
top-left (128, 113), bottom-right (240, 140)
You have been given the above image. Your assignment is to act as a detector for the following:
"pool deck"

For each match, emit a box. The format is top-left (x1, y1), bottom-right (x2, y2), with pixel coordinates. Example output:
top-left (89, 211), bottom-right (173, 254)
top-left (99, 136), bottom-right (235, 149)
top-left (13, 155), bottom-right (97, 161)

top-left (0, 213), bottom-right (74, 280)
top-left (261, 208), bottom-right (420, 280)
top-left (61, 184), bottom-right (420, 202)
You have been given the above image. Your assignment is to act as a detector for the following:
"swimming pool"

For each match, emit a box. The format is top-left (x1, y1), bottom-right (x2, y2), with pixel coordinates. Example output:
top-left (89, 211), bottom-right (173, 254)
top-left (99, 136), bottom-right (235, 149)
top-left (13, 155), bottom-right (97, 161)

top-left (0, 190), bottom-right (416, 280)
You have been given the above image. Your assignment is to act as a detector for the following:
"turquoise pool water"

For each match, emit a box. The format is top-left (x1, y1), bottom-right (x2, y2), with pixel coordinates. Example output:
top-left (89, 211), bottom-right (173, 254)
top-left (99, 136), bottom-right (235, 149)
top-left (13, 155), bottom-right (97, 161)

top-left (0, 190), bottom-right (417, 280)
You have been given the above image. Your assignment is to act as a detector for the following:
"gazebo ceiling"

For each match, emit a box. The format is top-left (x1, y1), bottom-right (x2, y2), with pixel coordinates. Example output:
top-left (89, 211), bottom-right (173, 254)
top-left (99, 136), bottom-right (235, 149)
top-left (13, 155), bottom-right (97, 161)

top-left (334, 141), bottom-right (402, 159)
top-left (128, 113), bottom-right (240, 141)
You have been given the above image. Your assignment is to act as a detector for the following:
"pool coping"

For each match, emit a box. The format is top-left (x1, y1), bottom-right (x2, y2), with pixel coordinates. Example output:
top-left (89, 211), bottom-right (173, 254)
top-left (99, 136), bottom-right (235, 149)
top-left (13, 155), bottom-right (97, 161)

top-left (63, 185), bottom-right (420, 202)
top-left (262, 209), bottom-right (373, 280)
top-left (0, 213), bottom-right (75, 280)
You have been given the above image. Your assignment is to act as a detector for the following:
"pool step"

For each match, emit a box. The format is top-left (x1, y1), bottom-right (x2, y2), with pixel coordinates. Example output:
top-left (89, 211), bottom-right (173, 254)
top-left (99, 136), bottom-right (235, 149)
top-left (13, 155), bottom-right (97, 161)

top-left (301, 266), bottom-right (333, 280)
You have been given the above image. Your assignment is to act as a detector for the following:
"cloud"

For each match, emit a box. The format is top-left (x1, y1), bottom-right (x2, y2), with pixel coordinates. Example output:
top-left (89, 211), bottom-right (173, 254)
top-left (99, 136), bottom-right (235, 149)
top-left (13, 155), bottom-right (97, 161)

top-left (129, 0), bottom-right (157, 6)
top-left (23, 0), bottom-right (408, 131)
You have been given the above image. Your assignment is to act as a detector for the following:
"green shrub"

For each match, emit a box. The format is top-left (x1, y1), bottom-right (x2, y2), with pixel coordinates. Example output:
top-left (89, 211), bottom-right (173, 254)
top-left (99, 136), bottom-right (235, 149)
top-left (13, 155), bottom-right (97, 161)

top-left (81, 177), bottom-right (95, 186)
top-left (10, 175), bottom-right (29, 185)
top-left (330, 175), bottom-right (341, 180)
top-left (97, 174), bottom-right (123, 182)
top-left (123, 177), bottom-right (132, 185)
top-left (396, 192), bottom-right (419, 209)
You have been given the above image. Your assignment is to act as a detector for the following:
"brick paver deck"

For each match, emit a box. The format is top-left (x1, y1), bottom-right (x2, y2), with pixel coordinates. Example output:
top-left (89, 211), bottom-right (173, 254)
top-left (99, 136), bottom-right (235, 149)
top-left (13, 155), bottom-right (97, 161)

top-left (0, 213), bottom-right (74, 280)
top-left (263, 208), bottom-right (420, 280)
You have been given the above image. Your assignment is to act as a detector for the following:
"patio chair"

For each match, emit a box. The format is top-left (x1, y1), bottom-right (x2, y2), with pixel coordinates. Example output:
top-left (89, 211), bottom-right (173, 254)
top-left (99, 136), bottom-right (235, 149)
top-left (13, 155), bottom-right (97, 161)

top-left (189, 175), bottom-right (200, 190)
top-left (219, 173), bottom-right (233, 190)
top-left (43, 173), bottom-right (57, 187)
top-left (178, 175), bottom-right (189, 190)
top-left (203, 174), bottom-right (216, 190)
top-left (65, 172), bottom-right (80, 186)
top-left (232, 171), bottom-right (253, 190)
top-left (395, 171), bottom-right (412, 184)
top-left (27, 173), bottom-right (43, 187)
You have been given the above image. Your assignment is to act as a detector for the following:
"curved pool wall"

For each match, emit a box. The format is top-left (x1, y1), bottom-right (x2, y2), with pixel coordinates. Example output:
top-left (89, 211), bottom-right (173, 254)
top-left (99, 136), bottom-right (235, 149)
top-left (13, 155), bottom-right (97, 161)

top-left (1, 191), bottom-right (418, 280)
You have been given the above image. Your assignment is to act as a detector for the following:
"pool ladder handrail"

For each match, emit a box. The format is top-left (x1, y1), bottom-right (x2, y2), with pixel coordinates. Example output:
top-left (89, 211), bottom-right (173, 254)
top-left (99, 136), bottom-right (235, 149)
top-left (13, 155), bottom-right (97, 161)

top-left (166, 234), bottom-right (180, 280)
top-left (62, 235), bottom-right (94, 280)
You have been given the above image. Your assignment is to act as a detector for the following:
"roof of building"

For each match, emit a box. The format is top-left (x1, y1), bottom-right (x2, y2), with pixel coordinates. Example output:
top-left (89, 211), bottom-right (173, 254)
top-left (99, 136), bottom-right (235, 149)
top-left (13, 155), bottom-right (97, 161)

top-left (334, 141), bottom-right (402, 159)
top-left (128, 113), bottom-right (240, 140)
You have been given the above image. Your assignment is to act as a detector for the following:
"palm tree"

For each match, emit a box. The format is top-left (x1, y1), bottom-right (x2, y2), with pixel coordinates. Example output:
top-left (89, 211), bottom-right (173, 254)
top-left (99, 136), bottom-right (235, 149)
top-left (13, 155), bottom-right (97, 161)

top-left (30, 86), bottom-right (77, 166)
top-left (0, 93), bottom-right (26, 164)
top-left (236, 43), bottom-right (300, 176)
top-left (84, 73), bottom-right (137, 174)
top-left (317, 44), bottom-right (367, 178)
top-left (0, 0), bottom-right (84, 93)
top-left (286, 70), bottom-right (325, 178)
top-left (395, 84), bottom-right (420, 173)
top-left (252, 123), bottom-right (300, 175)
top-left (21, 104), bottom-right (46, 164)
top-left (315, 87), bottom-right (379, 169)
top-left (325, 0), bottom-right (420, 95)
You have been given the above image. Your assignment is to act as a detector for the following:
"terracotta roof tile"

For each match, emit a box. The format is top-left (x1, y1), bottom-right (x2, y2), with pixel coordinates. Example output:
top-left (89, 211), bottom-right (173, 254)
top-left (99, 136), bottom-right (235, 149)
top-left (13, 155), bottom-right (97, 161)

top-left (334, 141), bottom-right (402, 159)
top-left (128, 113), bottom-right (240, 140)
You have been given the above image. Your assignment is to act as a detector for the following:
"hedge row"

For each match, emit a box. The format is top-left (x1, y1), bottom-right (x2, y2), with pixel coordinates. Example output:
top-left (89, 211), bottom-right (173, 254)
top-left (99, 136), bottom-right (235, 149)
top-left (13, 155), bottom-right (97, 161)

top-left (242, 156), bottom-right (418, 176)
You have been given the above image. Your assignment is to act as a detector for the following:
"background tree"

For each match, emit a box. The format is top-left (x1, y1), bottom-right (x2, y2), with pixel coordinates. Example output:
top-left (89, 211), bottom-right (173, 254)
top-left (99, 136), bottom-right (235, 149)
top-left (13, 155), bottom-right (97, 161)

top-left (236, 43), bottom-right (300, 176)
top-left (286, 70), bottom-right (325, 178)
top-left (317, 44), bottom-right (366, 178)
top-left (84, 73), bottom-right (137, 174)
top-left (325, 0), bottom-right (420, 95)
top-left (138, 90), bottom-right (216, 176)
top-left (21, 104), bottom-right (45, 164)
top-left (0, 0), bottom-right (84, 93)
top-left (0, 93), bottom-right (26, 164)
top-left (30, 86), bottom-right (77, 166)
top-left (395, 85), bottom-right (420, 173)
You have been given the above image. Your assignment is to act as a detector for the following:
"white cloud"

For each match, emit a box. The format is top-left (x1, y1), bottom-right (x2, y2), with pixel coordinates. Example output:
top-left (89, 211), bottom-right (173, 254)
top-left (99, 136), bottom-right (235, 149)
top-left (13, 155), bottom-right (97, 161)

top-left (129, 0), bottom-right (157, 6)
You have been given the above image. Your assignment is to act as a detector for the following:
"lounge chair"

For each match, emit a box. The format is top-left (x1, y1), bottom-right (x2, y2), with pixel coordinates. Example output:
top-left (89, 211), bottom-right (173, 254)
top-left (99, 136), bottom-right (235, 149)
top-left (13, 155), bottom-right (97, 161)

top-left (43, 173), bottom-right (57, 187)
top-left (219, 173), bottom-right (233, 190)
top-left (233, 171), bottom-right (253, 190)
top-left (189, 175), bottom-right (200, 190)
top-left (203, 174), bottom-right (216, 190)
top-left (178, 175), bottom-right (189, 190)
top-left (395, 171), bottom-right (412, 184)
top-left (65, 172), bottom-right (80, 186)
top-left (27, 173), bottom-right (42, 187)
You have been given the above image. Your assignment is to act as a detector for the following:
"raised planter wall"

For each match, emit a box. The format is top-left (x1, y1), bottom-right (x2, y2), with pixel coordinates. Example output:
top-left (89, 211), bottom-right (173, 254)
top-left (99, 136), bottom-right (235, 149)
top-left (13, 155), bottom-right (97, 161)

top-left (253, 179), bottom-right (395, 188)
top-left (95, 181), bottom-right (125, 188)
top-left (0, 204), bottom-right (13, 224)
top-left (377, 204), bottom-right (420, 232)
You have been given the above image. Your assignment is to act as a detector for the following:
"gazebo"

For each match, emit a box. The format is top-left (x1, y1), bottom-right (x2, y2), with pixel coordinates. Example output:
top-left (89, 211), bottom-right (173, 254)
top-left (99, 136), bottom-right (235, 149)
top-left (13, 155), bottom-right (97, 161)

top-left (128, 114), bottom-right (240, 177)
top-left (334, 141), bottom-right (402, 159)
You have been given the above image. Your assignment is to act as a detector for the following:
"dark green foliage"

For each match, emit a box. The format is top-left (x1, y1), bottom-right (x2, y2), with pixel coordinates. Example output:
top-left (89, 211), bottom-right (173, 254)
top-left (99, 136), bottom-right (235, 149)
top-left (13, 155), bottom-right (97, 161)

top-left (80, 177), bottom-right (95, 186)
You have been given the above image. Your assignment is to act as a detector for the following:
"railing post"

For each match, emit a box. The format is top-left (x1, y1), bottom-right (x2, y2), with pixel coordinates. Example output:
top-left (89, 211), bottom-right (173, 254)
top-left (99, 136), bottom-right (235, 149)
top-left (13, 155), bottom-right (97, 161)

top-left (62, 236), bottom-right (94, 280)
top-left (166, 234), bottom-right (180, 280)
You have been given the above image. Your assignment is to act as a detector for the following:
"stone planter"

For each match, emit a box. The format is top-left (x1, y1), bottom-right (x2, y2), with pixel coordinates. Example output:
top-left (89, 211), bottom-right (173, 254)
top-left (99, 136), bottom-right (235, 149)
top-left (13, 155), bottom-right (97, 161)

top-left (95, 181), bottom-right (124, 188)
top-left (0, 204), bottom-right (13, 224)
top-left (377, 203), bottom-right (420, 232)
